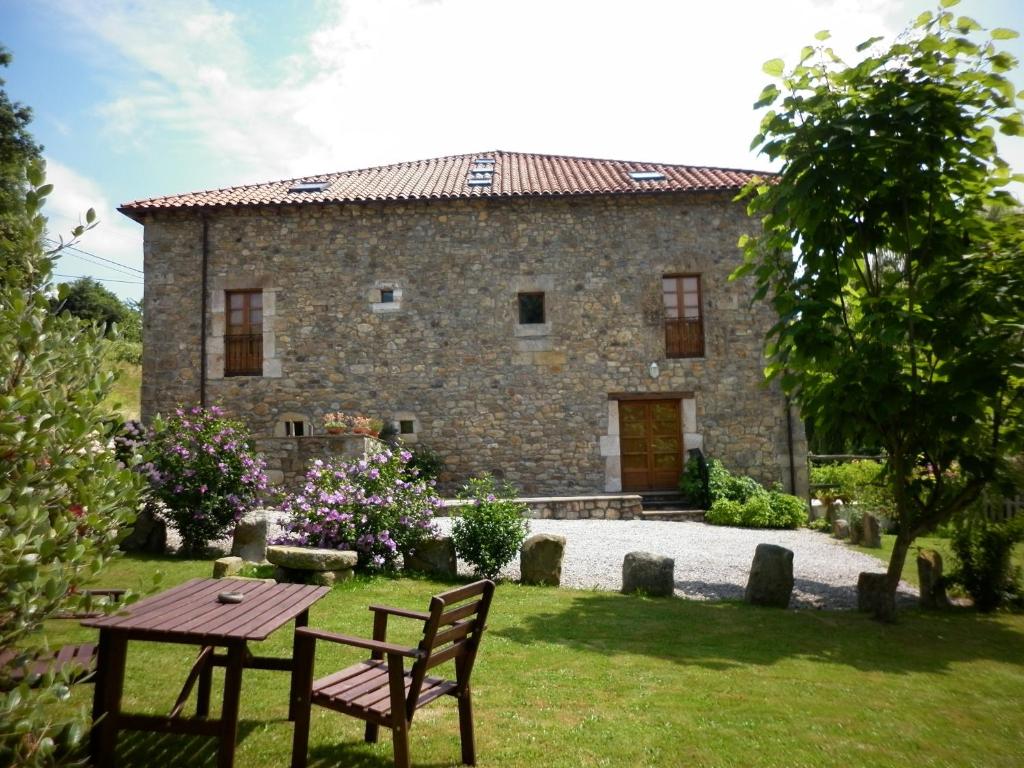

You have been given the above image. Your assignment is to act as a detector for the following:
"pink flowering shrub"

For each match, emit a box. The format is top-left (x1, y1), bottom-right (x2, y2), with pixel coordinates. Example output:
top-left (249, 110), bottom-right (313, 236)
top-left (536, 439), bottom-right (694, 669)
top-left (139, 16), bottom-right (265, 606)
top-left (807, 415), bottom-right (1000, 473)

top-left (279, 447), bottom-right (440, 570)
top-left (144, 405), bottom-right (268, 554)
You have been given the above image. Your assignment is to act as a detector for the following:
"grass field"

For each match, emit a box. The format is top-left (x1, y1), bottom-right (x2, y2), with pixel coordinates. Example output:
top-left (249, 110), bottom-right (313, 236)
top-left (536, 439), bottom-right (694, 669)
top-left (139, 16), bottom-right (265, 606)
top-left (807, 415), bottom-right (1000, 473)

top-left (42, 556), bottom-right (1024, 768)
top-left (102, 361), bottom-right (141, 421)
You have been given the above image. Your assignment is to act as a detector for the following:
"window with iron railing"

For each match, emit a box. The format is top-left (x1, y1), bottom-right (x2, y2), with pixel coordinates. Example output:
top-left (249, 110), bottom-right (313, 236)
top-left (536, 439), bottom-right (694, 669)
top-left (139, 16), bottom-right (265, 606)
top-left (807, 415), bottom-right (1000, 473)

top-left (225, 290), bottom-right (263, 376)
top-left (662, 275), bottom-right (704, 358)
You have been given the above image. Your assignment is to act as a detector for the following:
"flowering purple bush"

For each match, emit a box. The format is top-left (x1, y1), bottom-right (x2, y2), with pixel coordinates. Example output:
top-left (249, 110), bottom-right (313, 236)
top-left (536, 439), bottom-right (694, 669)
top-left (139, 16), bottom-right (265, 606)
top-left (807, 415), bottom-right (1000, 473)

top-left (280, 447), bottom-right (440, 570)
top-left (144, 406), bottom-right (268, 554)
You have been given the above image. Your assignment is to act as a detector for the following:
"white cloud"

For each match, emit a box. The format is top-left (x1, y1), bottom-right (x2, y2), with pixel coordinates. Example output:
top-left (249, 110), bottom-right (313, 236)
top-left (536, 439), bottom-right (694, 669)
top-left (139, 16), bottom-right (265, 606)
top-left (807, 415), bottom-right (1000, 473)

top-left (43, 158), bottom-right (144, 300)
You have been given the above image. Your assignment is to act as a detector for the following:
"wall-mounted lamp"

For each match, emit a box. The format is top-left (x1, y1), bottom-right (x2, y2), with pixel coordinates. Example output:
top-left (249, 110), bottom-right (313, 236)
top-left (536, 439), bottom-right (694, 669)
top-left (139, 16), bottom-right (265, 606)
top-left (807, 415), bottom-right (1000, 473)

top-left (648, 362), bottom-right (660, 379)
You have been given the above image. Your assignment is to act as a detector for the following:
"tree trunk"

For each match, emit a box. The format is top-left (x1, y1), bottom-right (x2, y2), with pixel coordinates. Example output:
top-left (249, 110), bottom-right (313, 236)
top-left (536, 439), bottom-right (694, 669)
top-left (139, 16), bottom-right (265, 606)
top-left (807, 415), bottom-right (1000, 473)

top-left (886, 530), bottom-right (913, 596)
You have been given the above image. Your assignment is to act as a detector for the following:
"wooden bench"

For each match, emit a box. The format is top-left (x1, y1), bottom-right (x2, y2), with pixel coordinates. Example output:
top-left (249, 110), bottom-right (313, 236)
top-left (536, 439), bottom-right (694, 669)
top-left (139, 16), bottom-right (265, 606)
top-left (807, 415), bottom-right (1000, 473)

top-left (1, 589), bottom-right (126, 689)
top-left (290, 579), bottom-right (496, 768)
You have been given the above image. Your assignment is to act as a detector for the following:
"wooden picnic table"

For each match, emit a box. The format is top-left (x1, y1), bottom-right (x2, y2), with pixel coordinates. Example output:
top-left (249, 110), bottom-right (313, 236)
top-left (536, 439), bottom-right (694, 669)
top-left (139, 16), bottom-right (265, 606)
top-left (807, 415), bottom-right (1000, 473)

top-left (82, 577), bottom-right (329, 768)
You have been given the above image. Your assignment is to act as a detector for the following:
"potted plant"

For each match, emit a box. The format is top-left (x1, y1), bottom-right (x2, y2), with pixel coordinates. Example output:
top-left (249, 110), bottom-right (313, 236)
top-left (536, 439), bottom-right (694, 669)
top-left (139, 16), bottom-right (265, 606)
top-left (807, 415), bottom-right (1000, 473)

top-left (323, 411), bottom-right (355, 435)
top-left (351, 416), bottom-right (384, 438)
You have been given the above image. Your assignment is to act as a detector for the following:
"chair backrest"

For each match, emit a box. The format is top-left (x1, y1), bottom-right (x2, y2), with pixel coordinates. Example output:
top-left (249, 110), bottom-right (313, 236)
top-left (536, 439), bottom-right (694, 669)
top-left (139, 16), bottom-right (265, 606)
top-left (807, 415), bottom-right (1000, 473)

top-left (405, 579), bottom-right (495, 717)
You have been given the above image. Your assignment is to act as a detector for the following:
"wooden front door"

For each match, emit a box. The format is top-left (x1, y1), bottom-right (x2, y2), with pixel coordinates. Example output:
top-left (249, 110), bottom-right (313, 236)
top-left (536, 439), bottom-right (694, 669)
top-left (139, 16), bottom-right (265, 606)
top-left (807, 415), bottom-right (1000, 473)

top-left (619, 399), bottom-right (683, 491)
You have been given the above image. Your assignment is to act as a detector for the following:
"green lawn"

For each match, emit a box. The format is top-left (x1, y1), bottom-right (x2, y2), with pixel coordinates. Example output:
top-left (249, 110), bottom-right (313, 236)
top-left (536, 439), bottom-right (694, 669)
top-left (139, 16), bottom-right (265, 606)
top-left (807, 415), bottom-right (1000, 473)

top-left (849, 533), bottom-right (1024, 589)
top-left (103, 361), bottom-right (141, 421)
top-left (44, 556), bottom-right (1024, 768)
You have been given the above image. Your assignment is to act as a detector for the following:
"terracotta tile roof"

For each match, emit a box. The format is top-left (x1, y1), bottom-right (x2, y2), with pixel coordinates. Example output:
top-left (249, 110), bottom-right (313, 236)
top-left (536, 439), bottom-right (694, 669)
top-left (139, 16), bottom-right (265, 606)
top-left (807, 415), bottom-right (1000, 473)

top-left (119, 150), bottom-right (770, 220)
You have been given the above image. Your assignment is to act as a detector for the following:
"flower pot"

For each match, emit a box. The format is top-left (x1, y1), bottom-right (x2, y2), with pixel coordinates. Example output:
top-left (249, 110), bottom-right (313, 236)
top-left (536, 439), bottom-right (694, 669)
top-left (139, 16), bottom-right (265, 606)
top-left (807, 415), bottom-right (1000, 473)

top-left (325, 426), bottom-right (345, 435)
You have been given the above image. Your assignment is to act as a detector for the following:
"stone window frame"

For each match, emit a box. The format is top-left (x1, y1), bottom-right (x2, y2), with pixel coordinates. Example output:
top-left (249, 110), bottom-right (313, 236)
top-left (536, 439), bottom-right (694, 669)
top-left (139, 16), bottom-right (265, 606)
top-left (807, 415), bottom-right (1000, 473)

top-left (390, 411), bottom-right (420, 443)
top-left (512, 275), bottom-right (554, 341)
top-left (274, 412), bottom-right (312, 437)
top-left (371, 280), bottom-right (403, 314)
top-left (662, 273), bottom-right (706, 359)
top-left (208, 276), bottom-right (281, 380)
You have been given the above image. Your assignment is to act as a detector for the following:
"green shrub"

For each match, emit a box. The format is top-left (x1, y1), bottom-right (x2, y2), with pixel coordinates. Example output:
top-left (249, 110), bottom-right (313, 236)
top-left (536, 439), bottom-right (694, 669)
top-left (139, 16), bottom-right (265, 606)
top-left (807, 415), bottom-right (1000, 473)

top-left (766, 491), bottom-right (807, 528)
top-left (810, 460), bottom-right (892, 515)
top-left (949, 517), bottom-right (1023, 612)
top-left (144, 406), bottom-right (268, 555)
top-left (808, 517), bottom-right (831, 533)
top-left (679, 453), bottom-right (709, 508)
top-left (740, 493), bottom-right (774, 527)
top-left (405, 444), bottom-right (445, 483)
top-left (451, 474), bottom-right (529, 579)
top-left (707, 459), bottom-right (762, 504)
top-left (706, 498), bottom-right (743, 526)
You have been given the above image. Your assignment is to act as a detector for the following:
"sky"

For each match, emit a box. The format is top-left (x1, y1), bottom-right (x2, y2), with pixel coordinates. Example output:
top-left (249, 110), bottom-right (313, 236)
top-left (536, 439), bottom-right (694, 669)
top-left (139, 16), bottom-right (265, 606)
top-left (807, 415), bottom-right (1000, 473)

top-left (2, 0), bottom-right (1023, 302)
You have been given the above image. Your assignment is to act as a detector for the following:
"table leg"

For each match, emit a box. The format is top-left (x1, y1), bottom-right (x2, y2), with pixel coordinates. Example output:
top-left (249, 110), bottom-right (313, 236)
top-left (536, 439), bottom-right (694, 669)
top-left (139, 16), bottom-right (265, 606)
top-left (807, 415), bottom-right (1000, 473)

top-left (90, 629), bottom-right (128, 768)
top-left (217, 642), bottom-right (245, 768)
top-left (197, 647), bottom-right (213, 718)
top-left (288, 609), bottom-right (309, 721)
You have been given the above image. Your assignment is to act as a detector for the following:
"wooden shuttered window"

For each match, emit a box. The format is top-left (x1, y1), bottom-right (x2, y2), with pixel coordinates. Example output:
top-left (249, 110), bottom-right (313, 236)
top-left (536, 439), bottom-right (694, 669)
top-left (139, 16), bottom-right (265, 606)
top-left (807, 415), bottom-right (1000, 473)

top-left (662, 275), bottom-right (704, 358)
top-left (225, 290), bottom-right (263, 376)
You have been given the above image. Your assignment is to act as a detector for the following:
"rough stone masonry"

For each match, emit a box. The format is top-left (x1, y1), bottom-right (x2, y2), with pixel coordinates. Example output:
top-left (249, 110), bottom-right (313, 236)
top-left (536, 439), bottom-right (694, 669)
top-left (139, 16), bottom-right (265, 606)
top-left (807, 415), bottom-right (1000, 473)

top-left (138, 190), bottom-right (807, 496)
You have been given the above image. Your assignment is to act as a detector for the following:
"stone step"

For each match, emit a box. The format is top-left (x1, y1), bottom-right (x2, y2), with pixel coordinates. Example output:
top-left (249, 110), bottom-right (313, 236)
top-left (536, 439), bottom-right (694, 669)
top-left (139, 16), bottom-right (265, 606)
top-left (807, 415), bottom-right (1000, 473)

top-left (639, 509), bottom-right (705, 523)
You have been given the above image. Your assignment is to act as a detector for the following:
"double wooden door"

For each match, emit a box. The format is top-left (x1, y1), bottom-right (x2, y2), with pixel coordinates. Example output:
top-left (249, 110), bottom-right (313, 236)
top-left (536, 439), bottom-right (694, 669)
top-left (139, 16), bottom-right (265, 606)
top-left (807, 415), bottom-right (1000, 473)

top-left (619, 399), bottom-right (683, 491)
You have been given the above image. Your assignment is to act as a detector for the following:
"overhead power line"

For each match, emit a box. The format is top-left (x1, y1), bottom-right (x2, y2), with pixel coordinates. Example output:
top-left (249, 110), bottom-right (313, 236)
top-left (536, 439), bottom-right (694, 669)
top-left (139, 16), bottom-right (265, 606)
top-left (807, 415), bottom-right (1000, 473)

top-left (44, 238), bottom-right (144, 274)
top-left (54, 273), bottom-right (143, 285)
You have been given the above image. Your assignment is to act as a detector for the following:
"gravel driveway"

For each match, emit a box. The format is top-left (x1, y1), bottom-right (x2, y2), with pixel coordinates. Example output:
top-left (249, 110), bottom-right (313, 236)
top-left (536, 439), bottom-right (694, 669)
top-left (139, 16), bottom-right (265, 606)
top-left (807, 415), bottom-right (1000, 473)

top-left (432, 517), bottom-right (918, 610)
top-left (185, 512), bottom-right (917, 610)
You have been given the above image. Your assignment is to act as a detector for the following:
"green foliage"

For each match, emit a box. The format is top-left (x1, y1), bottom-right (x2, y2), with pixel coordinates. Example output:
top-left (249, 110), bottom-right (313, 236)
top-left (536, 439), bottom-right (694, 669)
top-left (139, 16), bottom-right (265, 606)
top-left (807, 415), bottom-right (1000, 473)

top-left (810, 460), bottom-right (893, 514)
top-left (706, 498), bottom-right (743, 526)
top-left (0, 77), bottom-right (144, 763)
top-left (405, 444), bottom-right (445, 483)
top-left (451, 474), bottom-right (529, 579)
top-left (279, 446), bottom-right (440, 571)
top-left (144, 406), bottom-right (268, 555)
top-left (704, 465), bottom-right (805, 529)
top-left (53, 276), bottom-right (129, 331)
top-left (949, 516), bottom-right (1023, 611)
top-left (707, 459), bottom-right (762, 505)
top-left (678, 452), bottom-right (709, 507)
top-left (737, 6), bottom-right (1024, 597)
top-left (808, 517), bottom-right (832, 533)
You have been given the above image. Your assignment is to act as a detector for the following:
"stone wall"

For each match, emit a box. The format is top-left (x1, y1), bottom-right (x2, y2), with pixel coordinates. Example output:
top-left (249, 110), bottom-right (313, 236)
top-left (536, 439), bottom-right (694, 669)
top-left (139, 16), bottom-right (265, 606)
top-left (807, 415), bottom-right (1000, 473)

top-left (141, 192), bottom-right (807, 496)
top-left (252, 435), bottom-right (380, 488)
top-left (439, 495), bottom-right (644, 520)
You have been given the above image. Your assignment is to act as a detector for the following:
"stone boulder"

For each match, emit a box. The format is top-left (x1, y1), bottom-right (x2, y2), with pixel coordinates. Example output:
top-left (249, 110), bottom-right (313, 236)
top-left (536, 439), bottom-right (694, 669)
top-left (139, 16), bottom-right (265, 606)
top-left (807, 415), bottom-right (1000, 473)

top-left (917, 549), bottom-right (949, 610)
top-left (231, 511), bottom-right (268, 563)
top-left (832, 519), bottom-right (850, 540)
top-left (743, 544), bottom-right (794, 608)
top-left (119, 504), bottom-right (167, 554)
top-left (857, 572), bottom-right (895, 622)
top-left (520, 534), bottom-right (566, 587)
top-left (860, 513), bottom-right (881, 548)
top-left (213, 556), bottom-right (244, 578)
top-left (621, 551), bottom-right (674, 597)
top-left (405, 537), bottom-right (458, 579)
top-left (266, 546), bottom-right (358, 571)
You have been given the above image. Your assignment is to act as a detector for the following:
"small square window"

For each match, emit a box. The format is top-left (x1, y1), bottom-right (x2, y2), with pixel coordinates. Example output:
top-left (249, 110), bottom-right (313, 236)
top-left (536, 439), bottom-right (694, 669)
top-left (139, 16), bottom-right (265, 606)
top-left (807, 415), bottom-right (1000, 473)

top-left (380, 288), bottom-right (395, 303)
top-left (399, 420), bottom-right (415, 435)
top-left (284, 420), bottom-right (305, 437)
top-left (518, 292), bottom-right (545, 325)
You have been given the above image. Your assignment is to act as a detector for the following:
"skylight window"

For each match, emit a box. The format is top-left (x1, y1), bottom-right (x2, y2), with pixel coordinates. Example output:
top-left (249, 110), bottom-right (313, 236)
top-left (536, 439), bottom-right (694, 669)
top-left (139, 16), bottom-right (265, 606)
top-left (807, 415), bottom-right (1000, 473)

top-left (629, 171), bottom-right (667, 182)
top-left (474, 157), bottom-right (495, 164)
top-left (288, 181), bottom-right (329, 193)
top-left (467, 178), bottom-right (493, 187)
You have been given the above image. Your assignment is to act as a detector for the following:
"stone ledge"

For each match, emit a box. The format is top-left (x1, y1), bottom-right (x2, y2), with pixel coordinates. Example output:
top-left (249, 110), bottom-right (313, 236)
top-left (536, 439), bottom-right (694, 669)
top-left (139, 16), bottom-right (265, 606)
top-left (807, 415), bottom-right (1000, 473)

top-left (437, 494), bottom-right (644, 521)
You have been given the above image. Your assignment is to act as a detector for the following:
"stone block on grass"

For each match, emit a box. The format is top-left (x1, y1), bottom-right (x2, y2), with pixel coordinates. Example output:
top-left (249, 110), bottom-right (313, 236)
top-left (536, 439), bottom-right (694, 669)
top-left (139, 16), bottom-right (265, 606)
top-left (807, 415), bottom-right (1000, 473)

top-left (857, 572), bottom-right (895, 622)
top-left (231, 510), bottom-right (268, 563)
top-left (744, 544), bottom-right (794, 608)
top-left (405, 537), bottom-right (457, 578)
top-left (621, 551), bottom-right (674, 597)
top-left (832, 519), bottom-right (850, 540)
top-left (213, 556), bottom-right (244, 579)
top-left (917, 549), bottom-right (950, 609)
top-left (266, 545), bottom-right (357, 571)
top-left (860, 513), bottom-right (881, 548)
top-left (520, 533), bottom-right (566, 587)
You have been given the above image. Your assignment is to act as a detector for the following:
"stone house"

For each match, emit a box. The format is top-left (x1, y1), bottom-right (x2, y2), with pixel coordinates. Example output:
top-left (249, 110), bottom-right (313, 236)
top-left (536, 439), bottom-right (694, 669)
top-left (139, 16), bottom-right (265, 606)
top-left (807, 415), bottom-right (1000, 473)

top-left (120, 150), bottom-right (807, 497)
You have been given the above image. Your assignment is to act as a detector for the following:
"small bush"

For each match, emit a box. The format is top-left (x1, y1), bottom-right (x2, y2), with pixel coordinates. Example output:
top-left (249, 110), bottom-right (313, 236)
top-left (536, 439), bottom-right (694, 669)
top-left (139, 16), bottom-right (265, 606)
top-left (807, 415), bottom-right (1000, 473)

top-left (766, 491), bottom-right (807, 528)
top-left (706, 498), bottom-right (743, 526)
top-left (949, 517), bottom-right (1023, 612)
top-left (451, 474), bottom-right (529, 579)
top-left (707, 459), bottom-right (762, 504)
top-left (679, 453), bottom-right (709, 508)
top-left (406, 444), bottom-right (445, 483)
top-left (144, 406), bottom-right (268, 554)
top-left (279, 446), bottom-right (440, 570)
top-left (810, 460), bottom-right (892, 514)
top-left (808, 517), bottom-right (831, 533)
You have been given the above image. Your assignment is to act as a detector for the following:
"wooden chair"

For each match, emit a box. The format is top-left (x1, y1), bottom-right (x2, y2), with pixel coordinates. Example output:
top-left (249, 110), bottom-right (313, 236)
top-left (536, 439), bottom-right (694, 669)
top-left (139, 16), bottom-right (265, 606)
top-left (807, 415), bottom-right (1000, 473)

top-left (0, 589), bottom-right (126, 689)
top-left (290, 579), bottom-right (495, 768)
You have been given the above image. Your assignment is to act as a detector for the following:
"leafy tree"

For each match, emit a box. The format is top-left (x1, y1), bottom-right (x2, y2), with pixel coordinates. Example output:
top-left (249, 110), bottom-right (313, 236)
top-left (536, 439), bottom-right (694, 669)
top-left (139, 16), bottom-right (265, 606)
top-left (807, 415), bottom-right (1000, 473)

top-left (0, 45), bottom-right (42, 279)
top-left (737, 4), bottom-right (1024, 615)
top-left (53, 276), bottom-right (129, 331)
top-left (0, 54), bottom-right (144, 764)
